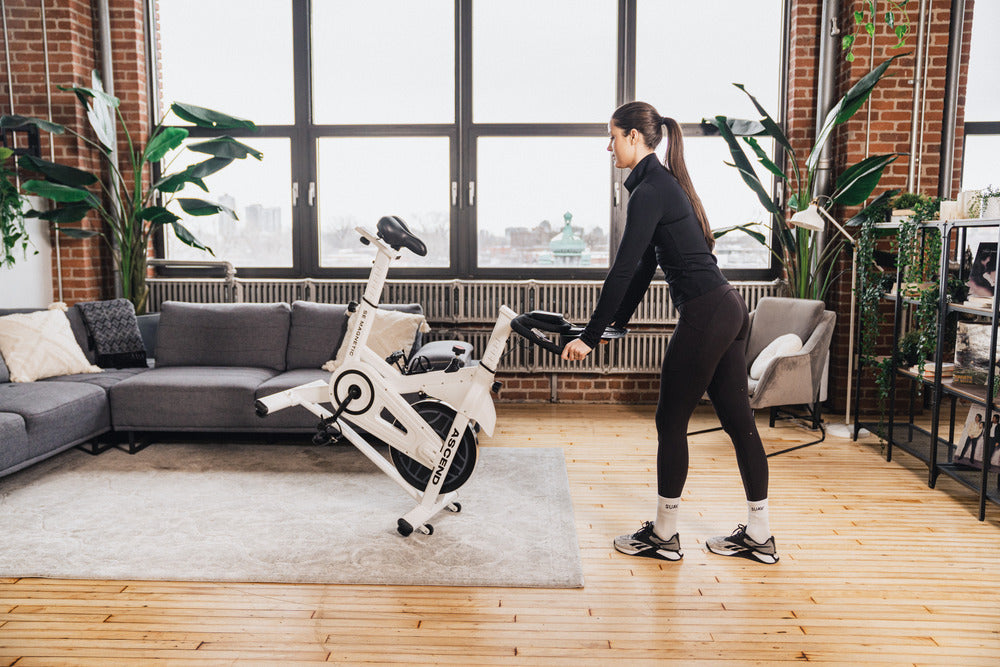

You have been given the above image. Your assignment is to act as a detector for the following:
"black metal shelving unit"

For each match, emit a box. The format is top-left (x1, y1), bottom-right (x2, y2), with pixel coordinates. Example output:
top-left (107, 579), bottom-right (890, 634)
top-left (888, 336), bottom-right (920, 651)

top-left (853, 218), bottom-right (1000, 520)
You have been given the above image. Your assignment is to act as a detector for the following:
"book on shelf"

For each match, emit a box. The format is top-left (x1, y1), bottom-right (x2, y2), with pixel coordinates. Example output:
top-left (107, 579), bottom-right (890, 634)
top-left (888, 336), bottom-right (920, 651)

top-left (961, 296), bottom-right (994, 309)
top-left (909, 362), bottom-right (954, 379)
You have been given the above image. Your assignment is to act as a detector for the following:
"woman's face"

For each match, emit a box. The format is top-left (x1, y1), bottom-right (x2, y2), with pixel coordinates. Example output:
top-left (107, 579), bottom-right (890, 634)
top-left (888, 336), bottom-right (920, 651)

top-left (608, 121), bottom-right (640, 169)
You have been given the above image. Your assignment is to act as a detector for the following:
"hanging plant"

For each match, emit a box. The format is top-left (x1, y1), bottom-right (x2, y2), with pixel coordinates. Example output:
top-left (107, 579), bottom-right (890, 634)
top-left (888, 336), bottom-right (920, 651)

top-left (0, 147), bottom-right (34, 269)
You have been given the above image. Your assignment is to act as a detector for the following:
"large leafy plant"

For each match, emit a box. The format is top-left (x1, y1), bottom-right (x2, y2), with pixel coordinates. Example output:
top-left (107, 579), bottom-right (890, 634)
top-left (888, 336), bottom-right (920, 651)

top-left (0, 71), bottom-right (261, 313)
top-left (706, 54), bottom-right (905, 300)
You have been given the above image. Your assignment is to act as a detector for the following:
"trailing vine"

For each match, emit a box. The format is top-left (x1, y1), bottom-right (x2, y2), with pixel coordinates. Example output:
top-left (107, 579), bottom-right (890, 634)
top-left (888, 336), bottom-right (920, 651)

top-left (0, 147), bottom-right (33, 269)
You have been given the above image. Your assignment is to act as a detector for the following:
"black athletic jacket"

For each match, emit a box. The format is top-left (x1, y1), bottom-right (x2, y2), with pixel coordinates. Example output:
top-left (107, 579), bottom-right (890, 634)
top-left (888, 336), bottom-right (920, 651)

top-left (578, 153), bottom-right (726, 348)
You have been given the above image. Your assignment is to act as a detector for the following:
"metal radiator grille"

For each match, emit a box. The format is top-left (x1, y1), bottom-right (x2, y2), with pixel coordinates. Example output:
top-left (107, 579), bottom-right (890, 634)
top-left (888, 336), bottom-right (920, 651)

top-left (146, 277), bottom-right (783, 373)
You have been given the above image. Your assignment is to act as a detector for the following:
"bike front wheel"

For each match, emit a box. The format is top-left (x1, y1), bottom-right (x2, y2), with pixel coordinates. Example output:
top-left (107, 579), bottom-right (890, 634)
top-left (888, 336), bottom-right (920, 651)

top-left (389, 400), bottom-right (477, 494)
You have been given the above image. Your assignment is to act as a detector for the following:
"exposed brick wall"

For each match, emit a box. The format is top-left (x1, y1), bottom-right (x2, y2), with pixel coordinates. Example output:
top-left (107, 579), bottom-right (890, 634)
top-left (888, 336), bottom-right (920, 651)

top-left (822, 0), bottom-right (976, 415)
top-left (1, 0), bottom-right (147, 305)
top-left (496, 373), bottom-right (662, 404)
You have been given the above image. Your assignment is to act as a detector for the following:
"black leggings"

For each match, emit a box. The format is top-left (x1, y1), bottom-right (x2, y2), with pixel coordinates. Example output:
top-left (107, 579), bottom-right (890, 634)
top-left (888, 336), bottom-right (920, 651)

top-left (655, 284), bottom-right (769, 502)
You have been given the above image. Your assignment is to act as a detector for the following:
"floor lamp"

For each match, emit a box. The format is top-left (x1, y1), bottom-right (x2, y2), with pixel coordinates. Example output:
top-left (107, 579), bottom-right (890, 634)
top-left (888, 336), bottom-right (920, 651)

top-left (789, 203), bottom-right (858, 432)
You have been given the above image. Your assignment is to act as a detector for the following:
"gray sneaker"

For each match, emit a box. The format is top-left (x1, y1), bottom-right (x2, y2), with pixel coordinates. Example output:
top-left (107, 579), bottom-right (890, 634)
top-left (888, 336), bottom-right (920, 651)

top-left (706, 524), bottom-right (779, 564)
top-left (614, 521), bottom-right (683, 561)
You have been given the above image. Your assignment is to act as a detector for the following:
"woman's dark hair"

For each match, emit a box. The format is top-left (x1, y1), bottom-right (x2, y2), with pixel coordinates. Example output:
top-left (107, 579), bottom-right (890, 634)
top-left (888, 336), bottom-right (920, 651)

top-left (611, 101), bottom-right (714, 250)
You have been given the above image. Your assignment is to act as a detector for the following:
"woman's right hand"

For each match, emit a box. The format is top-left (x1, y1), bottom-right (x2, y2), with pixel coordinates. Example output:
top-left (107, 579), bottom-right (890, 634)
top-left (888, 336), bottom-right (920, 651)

top-left (561, 338), bottom-right (593, 361)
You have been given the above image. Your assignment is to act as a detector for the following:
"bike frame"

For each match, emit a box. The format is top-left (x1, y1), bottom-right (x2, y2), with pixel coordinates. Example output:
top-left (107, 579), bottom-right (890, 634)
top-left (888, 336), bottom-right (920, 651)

top-left (257, 227), bottom-right (514, 535)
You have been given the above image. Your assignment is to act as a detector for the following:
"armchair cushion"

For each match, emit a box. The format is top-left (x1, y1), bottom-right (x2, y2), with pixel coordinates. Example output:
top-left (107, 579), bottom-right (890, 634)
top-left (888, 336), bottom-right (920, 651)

top-left (749, 333), bottom-right (803, 380)
top-left (745, 297), bottom-right (824, 365)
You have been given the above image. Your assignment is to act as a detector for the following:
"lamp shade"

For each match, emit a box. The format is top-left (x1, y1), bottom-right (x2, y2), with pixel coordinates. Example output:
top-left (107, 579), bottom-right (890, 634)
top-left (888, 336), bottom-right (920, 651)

top-left (790, 204), bottom-right (826, 232)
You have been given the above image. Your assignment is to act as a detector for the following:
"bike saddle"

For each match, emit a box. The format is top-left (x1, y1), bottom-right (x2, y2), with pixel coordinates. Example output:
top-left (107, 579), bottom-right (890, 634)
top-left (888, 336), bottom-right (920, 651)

top-left (511, 310), bottom-right (627, 355)
top-left (377, 216), bottom-right (427, 256)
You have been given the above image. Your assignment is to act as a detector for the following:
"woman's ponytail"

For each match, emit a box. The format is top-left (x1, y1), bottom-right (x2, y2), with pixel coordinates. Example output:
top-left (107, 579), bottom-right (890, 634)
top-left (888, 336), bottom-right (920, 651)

top-left (662, 117), bottom-right (714, 251)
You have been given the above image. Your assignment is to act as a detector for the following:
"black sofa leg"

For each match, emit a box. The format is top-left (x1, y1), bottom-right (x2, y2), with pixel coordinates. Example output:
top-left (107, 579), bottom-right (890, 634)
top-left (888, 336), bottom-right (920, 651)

top-left (121, 431), bottom-right (151, 455)
top-left (76, 439), bottom-right (114, 456)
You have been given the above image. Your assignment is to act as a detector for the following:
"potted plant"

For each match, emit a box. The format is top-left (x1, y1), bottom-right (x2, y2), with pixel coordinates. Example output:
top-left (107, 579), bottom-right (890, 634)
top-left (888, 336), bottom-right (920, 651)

top-left (973, 185), bottom-right (1000, 220)
top-left (706, 53), bottom-right (906, 300)
top-left (0, 146), bottom-right (34, 269)
top-left (0, 71), bottom-right (261, 314)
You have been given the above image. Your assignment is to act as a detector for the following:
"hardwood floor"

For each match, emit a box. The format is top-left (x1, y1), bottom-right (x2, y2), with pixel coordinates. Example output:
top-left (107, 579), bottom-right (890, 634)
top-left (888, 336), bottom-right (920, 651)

top-left (2, 404), bottom-right (999, 665)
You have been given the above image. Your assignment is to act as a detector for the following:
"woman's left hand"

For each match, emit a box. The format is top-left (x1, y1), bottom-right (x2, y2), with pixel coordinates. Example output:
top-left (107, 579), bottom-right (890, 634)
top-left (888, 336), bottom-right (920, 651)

top-left (561, 338), bottom-right (593, 361)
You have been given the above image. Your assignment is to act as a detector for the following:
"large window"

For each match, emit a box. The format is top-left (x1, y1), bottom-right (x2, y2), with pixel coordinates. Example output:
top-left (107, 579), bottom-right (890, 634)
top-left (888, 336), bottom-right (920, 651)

top-left (961, 1), bottom-right (1000, 193)
top-left (153, 0), bottom-right (786, 279)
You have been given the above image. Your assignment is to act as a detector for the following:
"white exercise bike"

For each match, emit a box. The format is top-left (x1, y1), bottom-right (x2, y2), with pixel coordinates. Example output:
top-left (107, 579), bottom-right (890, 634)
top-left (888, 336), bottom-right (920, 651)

top-left (255, 216), bottom-right (515, 537)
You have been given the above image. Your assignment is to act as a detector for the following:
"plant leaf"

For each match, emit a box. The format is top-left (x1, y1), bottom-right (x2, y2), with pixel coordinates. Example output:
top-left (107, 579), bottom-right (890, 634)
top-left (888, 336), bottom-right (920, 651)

top-left (26, 202), bottom-right (93, 223)
top-left (170, 220), bottom-right (214, 254)
top-left (743, 136), bottom-right (786, 180)
top-left (137, 206), bottom-right (181, 226)
top-left (170, 102), bottom-right (256, 130)
top-left (0, 114), bottom-right (65, 134)
top-left (807, 53), bottom-right (908, 172)
top-left (712, 222), bottom-right (767, 245)
top-left (187, 137), bottom-right (263, 160)
top-left (143, 126), bottom-right (189, 163)
top-left (832, 153), bottom-right (899, 206)
top-left (54, 225), bottom-right (101, 239)
top-left (152, 167), bottom-right (208, 194)
top-left (178, 197), bottom-right (238, 219)
top-left (706, 116), bottom-right (781, 221)
top-left (844, 188), bottom-right (901, 226)
top-left (21, 179), bottom-right (93, 203)
top-left (17, 155), bottom-right (99, 187)
top-left (188, 157), bottom-right (235, 178)
top-left (732, 84), bottom-right (796, 156)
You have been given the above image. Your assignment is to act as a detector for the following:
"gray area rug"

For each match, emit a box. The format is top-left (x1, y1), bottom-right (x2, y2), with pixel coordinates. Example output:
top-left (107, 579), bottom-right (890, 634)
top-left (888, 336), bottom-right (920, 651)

top-left (0, 443), bottom-right (583, 588)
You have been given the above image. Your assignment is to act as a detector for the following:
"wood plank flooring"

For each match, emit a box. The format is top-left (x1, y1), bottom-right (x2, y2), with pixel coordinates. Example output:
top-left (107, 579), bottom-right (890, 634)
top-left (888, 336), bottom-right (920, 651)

top-left (1, 404), bottom-right (998, 665)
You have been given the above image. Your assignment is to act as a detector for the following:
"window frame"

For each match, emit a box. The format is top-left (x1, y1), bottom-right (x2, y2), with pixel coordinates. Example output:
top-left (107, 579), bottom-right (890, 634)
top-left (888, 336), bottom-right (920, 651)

top-left (151, 0), bottom-right (787, 282)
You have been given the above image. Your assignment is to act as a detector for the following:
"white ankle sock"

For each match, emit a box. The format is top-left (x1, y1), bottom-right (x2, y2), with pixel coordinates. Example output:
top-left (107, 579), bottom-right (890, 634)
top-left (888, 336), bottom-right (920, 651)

top-left (746, 499), bottom-right (770, 543)
top-left (654, 496), bottom-right (681, 540)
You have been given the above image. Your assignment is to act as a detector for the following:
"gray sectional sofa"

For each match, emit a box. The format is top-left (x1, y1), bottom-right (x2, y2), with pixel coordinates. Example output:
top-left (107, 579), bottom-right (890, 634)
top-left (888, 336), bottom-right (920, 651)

top-left (0, 299), bottom-right (467, 479)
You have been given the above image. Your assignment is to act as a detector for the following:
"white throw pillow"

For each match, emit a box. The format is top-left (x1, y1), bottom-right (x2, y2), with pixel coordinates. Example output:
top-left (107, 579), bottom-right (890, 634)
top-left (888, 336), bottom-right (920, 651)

top-left (749, 333), bottom-right (803, 381)
top-left (323, 308), bottom-right (430, 372)
top-left (0, 305), bottom-right (102, 382)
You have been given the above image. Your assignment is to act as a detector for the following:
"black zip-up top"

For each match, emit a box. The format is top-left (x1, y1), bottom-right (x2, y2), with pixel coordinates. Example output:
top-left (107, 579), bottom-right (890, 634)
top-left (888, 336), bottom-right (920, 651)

top-left (579, 153), bottom-right (726, 348)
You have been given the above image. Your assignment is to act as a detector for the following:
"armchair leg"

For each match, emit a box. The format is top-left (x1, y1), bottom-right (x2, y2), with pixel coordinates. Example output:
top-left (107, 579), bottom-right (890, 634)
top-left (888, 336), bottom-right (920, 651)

top-left (766, 402), bottom-right (826, 457)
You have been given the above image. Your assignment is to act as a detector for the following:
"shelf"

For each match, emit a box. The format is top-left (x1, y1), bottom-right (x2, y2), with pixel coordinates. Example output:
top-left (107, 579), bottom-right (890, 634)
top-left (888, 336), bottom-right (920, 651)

top-left (936, 464), bottom-right (1000, 505)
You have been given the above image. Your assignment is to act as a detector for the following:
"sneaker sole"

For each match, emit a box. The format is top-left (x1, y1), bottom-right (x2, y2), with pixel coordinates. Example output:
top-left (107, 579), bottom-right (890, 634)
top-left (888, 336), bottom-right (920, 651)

top-left (614, 542), bottom-right (683, 561)
top-left (706, 543), bottom-right (778, 564)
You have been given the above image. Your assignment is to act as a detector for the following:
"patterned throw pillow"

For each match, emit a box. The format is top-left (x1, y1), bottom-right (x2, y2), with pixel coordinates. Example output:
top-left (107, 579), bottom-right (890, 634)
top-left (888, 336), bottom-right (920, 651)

top-left (77, 298), bottom-right (147, 368)
top-left (0, 305), bottom-right (102, 382)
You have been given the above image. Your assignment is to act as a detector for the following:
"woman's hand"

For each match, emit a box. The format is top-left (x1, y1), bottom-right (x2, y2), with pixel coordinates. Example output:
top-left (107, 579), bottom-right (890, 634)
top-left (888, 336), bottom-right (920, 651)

top-left (561, 338), bottom-right (593, 361)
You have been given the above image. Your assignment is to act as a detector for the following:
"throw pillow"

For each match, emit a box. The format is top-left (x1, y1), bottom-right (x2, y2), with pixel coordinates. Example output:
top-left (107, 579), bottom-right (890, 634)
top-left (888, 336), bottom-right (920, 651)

top-left (323, 307), bottom-right (430, 371)
top-left (77, 298), bottom-right (148, 368)
top-left (0, 305), bottom-right (102, 382)
top-left (749, 333), bottom-right (803, 381)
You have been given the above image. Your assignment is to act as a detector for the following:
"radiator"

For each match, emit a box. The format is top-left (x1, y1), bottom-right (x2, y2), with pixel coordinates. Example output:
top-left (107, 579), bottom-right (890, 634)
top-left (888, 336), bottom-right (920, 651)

top-left (146, 277), bottom-right (784, 373)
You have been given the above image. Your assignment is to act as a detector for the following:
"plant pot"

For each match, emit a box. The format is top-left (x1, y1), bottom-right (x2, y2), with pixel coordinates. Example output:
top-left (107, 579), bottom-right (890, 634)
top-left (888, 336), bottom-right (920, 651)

top-left (891, 209), bottom-right (916, 224)
top-left (984, 198), bottom-right (1000, 220)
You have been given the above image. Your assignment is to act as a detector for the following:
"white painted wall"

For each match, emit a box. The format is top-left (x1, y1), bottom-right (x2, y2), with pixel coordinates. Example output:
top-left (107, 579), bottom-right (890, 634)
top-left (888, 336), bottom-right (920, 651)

top-left (0, 216), bottom-right (54, 308)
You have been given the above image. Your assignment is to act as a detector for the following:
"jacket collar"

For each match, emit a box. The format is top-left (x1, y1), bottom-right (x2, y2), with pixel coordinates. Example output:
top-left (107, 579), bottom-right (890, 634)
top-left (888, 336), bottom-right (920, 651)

top-left (624, 152), bottom-right (660, 193)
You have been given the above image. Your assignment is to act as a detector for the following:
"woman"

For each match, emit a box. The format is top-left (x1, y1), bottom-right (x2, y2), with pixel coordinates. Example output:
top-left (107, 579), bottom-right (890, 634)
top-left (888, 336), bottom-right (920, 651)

top-left (561, 101), bottom-right (777, 564)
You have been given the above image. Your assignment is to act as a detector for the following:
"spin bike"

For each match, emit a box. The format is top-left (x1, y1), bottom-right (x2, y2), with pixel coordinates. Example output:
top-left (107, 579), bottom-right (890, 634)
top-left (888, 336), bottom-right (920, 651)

top-left (255, 216), bottom-right (515, 537)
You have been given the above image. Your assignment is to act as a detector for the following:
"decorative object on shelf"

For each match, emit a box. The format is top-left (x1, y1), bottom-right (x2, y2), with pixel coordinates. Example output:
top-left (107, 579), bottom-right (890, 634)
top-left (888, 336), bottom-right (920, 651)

top-left (974, 185), bottom-right (1000, 220)
top-left (955, 406), bottom-right (1000, 472)
top-left (938, 199), bottom-right (960, 220)
top-left (0, 71), bottom-right (261, 314)
top-left (966, 242), bottom-right (997, 299)
top-left (705, 54), bottom-right (905, 301)
top-left (957, 189), bottom-right (980, 219)
top-left (0, 146), bottom-right (34, 269)
top-left (953, 321), bottom-right (1000, 386)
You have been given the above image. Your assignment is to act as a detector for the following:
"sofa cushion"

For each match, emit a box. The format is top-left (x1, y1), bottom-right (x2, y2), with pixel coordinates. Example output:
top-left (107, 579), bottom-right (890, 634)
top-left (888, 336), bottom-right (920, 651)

top-left (0, 351), bottom-right (8, 383)
top-left (286, 301), bottom-right (350, 370)
top-left (40, 367), bottom-right (149, 391)
top-left (254, 368), bottom-right (332, 430)
top-left (0, 306), bottom-right (95, 364)
top-left (0, 381), bottom-right (109, 459)
top-left (155, 301), bottom-right (291, 371)
top-left (0, 307), bottom-right (102, 382)
top-left (749, 333), bottom-right (803, 381)
top-left (110, 366), bottom-right (280, 431)
top-left (0, 412), bottom-right (30, 474)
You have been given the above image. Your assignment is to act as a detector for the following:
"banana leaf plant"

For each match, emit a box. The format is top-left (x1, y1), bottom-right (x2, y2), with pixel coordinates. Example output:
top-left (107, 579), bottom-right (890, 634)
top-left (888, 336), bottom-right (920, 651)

top-left (0, 70), bottom-right (261, 314)
top-left (705, 53), bottom-right (906, 300)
